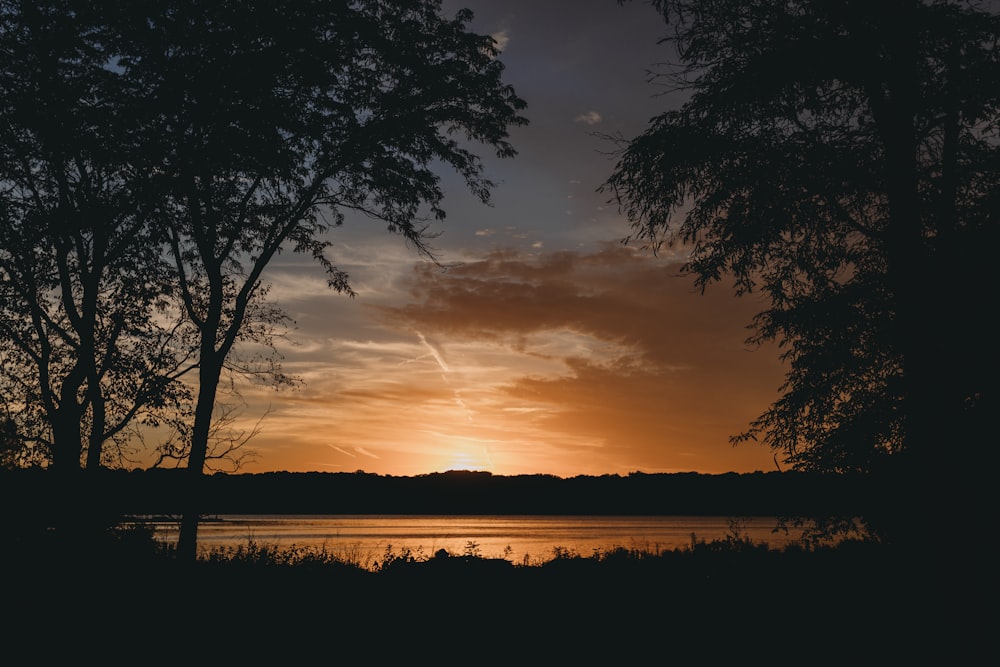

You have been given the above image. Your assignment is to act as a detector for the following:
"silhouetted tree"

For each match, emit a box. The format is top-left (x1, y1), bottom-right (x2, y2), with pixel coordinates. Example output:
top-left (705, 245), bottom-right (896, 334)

top-left (0, 415), bottom-right (40, 469)
top-left (0, 1), bottom-right (195, 476)
top-left (607, 0), bottom-right (999, 544)
top-left (103, 0), bottom-right (527, 559)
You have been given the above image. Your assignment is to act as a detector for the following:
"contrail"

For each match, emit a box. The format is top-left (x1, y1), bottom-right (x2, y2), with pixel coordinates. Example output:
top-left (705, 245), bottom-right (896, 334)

top-left (416, 331), bottom-right (474, 422)
top-left (417, 331), bottom-right (451, 373)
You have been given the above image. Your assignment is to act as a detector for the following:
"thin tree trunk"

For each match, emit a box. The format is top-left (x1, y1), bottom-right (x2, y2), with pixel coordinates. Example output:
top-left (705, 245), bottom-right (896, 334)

top-left (82, 328), bottom-right (105, 471)
top-left (176, 353), bottom-right (223, 561)
top-left (85, 393), bottom-right (106, 470)
top-left (176, 480), bottom-right (202, 562)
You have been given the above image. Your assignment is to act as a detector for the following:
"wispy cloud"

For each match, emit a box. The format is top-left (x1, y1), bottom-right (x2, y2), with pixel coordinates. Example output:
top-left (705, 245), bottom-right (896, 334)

top-left (491, 30), bottom-right (510, 51)
top-left (417, 332), bottom-right (451, 373)
top-left (211, 245), bottom-right (786, 478)
top-left (574, 111), bottom-right (602, 125)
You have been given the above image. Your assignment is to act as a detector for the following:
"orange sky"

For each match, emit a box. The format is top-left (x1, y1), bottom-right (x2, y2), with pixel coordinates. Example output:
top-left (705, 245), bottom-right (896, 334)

top-left (198, 244), bottom-right (787, 477)
top-left (138, 1), bottom-right (791, 477)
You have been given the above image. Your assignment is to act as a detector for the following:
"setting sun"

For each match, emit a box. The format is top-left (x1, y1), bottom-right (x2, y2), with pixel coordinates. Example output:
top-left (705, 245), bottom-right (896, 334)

top-left (441, 444), bottom-right (495, 473)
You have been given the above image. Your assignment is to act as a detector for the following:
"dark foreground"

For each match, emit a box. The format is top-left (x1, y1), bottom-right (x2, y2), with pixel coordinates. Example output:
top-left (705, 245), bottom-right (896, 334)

top-left (3, 533), bottom-right (986, 664)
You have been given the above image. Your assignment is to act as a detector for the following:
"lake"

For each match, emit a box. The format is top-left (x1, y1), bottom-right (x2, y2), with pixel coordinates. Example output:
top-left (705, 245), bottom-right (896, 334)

top-left (150, 515), bottom-right (806, 565)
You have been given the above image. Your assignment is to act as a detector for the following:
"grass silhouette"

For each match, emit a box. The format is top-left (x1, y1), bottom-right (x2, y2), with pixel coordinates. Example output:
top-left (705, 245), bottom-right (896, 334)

top-left (1, 518), bottom-right (976, 663)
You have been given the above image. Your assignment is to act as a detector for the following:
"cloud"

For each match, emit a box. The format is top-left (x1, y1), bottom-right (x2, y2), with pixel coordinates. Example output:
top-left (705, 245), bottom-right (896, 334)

top-left (381, 249), bottom-right (644, 366)
top-left (417, 332), bottom-right (452, 373)
top-left (491, 30), bottom-right (510, 51)
top-left (574, 111), bottom-right (602, 125)
top-left (221, 245), bottom-right (785, 477)
top-left (367, 245), bottom-right (786, 473)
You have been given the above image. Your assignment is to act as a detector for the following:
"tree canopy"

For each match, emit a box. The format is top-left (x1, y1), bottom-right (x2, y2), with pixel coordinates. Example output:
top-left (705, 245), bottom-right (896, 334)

top-left (1, 0), bottom-right (527, 553)
top-left (0, 1), bottom-right (194, 474)
top-left (607, 0), bottom-right (999, 542)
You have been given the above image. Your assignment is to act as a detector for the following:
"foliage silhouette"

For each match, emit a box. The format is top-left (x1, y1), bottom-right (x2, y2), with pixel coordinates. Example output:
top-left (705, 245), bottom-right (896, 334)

top-left (4, 516), bottom-right (942, 663)
top-left (0, 2), bottom-right (195, 477)
top-left (1, 1), bottom-right (527, 557)
top-left (608, 0), bottom-right (1000, 547)
top-left (112, 0), bottom-right (525, 559)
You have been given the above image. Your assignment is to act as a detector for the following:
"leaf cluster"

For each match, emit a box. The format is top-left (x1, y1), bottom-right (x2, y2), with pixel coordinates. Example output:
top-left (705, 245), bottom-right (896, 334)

top-left (606, 0), bottom-right (1000, 475)
top-left (0, 0), bottom-right (527, 474)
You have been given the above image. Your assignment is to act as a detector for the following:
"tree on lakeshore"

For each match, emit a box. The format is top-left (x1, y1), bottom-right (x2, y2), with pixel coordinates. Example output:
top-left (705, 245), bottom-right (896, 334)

top-left (607, 0), bottom-right (999, 543)
top-left (0, 1), bottom-right (195, 477)
top-left (107, 0), bottom-right (527, 559)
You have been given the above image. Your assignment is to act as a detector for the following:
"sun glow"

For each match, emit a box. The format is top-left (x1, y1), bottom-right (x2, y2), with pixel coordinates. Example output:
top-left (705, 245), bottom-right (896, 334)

top-left (441, 446), bottom-right (494, 473)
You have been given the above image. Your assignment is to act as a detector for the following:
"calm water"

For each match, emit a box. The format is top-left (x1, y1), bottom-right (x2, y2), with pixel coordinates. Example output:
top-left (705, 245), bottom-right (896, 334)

top-left (150, 515), bottom-right (805, 565)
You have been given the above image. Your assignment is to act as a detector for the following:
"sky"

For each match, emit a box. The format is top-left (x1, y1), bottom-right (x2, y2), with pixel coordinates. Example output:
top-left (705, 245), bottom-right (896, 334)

top-left (194, 0), bottom-right (789, 478)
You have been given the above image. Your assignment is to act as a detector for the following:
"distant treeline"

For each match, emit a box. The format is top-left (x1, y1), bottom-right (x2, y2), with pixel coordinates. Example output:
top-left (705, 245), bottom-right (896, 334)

top-left (2, 468), bottom-right (883, 520)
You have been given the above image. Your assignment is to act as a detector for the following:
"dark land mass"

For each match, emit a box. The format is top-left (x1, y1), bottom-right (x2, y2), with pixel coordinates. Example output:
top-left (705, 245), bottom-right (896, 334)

top-left (1, 469), bottom-right (983, 662)
top-left (2, 468), bottom-right (883, 519)
top-left (3, 520), bottom-right (977, 663)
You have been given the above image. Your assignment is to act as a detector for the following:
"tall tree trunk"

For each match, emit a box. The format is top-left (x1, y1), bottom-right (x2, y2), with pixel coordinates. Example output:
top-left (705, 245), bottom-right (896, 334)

top-left (49, 407), bottom-right (84, 474)
top-left (85, 392), bottom-right (106, 470)
top-left (175, 352), bottom-right (223, 561)
top-left (883, 183), bottom-right (938, 549)
top-left (874, 7), bottom-right (951, 552)
top-left (49, 393), bottom-right (87, 541)
top-left (49, 360), bottom-right (86, 475)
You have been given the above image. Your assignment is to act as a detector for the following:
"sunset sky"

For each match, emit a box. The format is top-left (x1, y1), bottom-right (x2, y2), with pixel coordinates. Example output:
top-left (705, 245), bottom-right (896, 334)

top-left (190, 0), bottom-right (789, 478)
